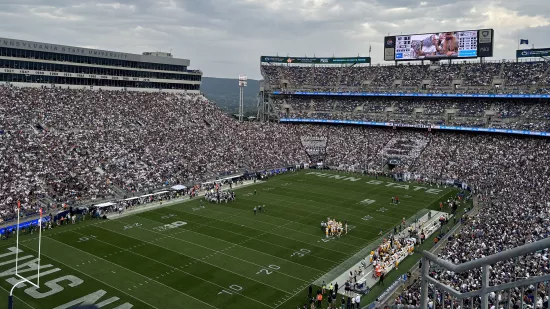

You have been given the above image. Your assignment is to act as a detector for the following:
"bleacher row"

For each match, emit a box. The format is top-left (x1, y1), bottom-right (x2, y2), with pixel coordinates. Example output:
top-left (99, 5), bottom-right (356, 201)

top-left (272, 96), bottom-right (550, 132)
top-left (261, 60), bottom-right (550, 93)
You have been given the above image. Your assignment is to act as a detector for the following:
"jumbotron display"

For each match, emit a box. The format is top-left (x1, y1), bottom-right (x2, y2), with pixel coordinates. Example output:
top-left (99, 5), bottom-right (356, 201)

top-left (384, 29), bottom-right (494, 61)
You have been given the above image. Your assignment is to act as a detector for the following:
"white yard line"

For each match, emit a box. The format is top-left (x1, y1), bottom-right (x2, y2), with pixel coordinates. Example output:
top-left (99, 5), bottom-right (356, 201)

top-left (0, 180), bottom-right (261, 250)
top-left (66, 229), bottom-right (275, 308)
top-left (89, 221), bottom-right (303, 292)
top-left (19, 242), bottom-right (168, 309)
top-left (167, 203), bottom-right (363, 252)
top-left (133, 208), bottom-right (336, 266)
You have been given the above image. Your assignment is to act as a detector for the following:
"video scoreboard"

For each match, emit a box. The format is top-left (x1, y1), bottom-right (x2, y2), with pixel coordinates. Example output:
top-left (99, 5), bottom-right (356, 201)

top-left (384, 29), bottom-right (494, 61)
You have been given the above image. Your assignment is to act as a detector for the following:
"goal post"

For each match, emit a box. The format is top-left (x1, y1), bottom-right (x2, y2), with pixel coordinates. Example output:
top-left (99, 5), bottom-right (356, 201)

top-left (9, 201), bottom-right (43, 309)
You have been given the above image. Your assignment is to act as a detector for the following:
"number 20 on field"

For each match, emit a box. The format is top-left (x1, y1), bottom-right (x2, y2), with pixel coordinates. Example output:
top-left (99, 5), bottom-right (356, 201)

top-left (256, 264), bottom-right (280, 275)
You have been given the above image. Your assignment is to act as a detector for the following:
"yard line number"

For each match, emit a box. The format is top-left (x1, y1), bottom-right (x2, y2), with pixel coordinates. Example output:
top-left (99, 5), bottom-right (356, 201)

top-left (123, 223), bottom-right (142, 230)
top-left (192, 205), bottom-right (205, 211)
top-left (152, 221), bottom-right (187, 232)
top-left (256, 264), bottom-right (280, 275)
top-left (77, 235), bottom-right (97, 242)
top-left (218, 284), bottom-right (243, 295)
top-left (161, 214), bottom-right (176, 219)
top-left (290, 248), bottom-right (310, 258)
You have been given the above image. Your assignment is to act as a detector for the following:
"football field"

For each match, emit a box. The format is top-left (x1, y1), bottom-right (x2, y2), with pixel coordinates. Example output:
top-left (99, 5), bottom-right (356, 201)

top-left (0, 170), bottom-right (457, 309)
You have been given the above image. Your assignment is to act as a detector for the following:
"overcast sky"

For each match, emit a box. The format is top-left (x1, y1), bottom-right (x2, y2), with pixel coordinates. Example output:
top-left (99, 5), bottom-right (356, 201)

top-left (1, 0), bottom-right (549, 79)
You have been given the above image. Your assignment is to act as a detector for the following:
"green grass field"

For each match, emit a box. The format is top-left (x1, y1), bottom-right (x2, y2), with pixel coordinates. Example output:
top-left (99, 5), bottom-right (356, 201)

top-left (0, 170), bottom-right (458, 309)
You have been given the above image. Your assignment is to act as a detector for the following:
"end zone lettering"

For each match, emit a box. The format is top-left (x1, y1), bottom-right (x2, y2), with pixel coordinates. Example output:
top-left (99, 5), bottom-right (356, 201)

top-left (307, 172), bottom-right (442, 194)
top-left (366, 180), bottom-right (443, 194)
top-left (0, 247), bottom-right (134, 308)
top-left (306, 172), bottom-right (361, 182)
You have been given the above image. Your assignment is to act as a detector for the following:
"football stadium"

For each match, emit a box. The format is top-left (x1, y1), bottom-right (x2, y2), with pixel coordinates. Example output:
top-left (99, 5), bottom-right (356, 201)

top-left (0, 24), bottom-right (550, 309)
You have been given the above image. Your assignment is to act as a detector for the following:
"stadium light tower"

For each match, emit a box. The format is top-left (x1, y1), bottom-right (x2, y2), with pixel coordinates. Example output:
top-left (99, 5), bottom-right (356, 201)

top-left (238, 75), bottom-right (247, 122)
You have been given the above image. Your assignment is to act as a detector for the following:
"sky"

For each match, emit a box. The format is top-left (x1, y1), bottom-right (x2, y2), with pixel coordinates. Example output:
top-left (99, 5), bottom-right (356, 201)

top-left (0, 0), bottom-right (549, 79)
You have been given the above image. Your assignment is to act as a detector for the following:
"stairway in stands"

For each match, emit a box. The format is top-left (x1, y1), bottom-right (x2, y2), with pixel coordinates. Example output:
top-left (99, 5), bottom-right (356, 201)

top-left (300, 136), bottom-right (328, 163)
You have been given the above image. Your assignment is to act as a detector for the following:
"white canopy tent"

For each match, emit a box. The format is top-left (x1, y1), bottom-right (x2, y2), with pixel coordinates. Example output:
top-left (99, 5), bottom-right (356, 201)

top-left (171, 185), bottom-right (187, 191)
top-left (94, 202), bottom-right (116, 208)
top-left (202, 174), bottom-right (243, 186)
top-left (139, 191), bottom-right (169, 198)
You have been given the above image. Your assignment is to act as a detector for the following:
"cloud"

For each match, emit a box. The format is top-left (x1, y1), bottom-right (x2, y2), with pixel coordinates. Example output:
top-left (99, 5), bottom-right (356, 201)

top-left (0, 0), bottom-right (549, 79)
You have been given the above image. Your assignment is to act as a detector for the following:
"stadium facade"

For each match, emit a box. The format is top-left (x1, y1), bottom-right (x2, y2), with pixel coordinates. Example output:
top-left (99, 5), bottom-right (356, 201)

top-left (0, 37), bottom-right (201, 92)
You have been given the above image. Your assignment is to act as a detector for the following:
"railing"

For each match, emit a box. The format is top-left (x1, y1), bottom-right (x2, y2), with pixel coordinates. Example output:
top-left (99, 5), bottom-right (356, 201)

top-left (371, 237), bottom-right (550, 308)
top-left (416, 237), bottom-right (550, 309)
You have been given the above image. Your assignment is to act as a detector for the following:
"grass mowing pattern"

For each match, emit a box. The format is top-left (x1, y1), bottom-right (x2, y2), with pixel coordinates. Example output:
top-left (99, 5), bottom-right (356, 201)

top-left (0, 170), bottom-right (457, 308)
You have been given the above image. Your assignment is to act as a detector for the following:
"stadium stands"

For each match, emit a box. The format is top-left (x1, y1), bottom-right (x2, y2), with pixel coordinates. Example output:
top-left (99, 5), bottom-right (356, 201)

top-left (262, 60), bottom-right (550, 133)
top-left (2, 58), bottom-right (550, 308)
top-left (261, 60), bottom-right (550, 93)
top-left (0, 86), bottom-right (308, 222)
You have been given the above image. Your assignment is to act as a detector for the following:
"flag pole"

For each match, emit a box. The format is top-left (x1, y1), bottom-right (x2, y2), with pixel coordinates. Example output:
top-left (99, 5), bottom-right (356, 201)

top-left (15, 200), bottom-right (20, 274)
top-left (37, 208), bottom-right (42, 286)
top-left (517, 32), bottom-right (520, 62)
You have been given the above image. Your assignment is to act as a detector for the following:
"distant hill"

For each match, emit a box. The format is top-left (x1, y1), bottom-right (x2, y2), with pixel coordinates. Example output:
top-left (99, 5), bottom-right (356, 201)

top-left (201, 77), bottom-right (260, 116)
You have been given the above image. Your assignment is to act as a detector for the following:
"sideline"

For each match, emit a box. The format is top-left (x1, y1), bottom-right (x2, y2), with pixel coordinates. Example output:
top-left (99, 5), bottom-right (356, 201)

top-left (106, 180), bottom-right (262, 220)
top-left (370, 195), bottom-right (479, 309)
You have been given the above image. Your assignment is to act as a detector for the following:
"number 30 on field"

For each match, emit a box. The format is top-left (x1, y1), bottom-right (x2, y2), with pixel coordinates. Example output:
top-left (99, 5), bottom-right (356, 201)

top-left (256, 264), bottom-right (280, 275)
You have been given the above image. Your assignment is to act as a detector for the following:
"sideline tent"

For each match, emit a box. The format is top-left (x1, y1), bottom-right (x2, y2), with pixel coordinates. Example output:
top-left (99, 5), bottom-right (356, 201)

top-left (171, 185), bottom-right (187, 191)
top-left (94, 202), bottom-right (116, 208)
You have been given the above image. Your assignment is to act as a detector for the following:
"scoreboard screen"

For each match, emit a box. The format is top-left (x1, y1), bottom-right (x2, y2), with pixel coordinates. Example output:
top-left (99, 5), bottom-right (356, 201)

top-left (384, 29), bottom-right (493, 61)
top-left (395, 31), bottom-right (477, 60)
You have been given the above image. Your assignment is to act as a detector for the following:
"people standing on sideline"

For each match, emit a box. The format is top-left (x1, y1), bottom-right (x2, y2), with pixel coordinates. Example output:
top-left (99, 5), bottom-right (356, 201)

top-left (379, 271), bottom-right (385, 285)
top-left (316, 293), bottom-right (322, 308)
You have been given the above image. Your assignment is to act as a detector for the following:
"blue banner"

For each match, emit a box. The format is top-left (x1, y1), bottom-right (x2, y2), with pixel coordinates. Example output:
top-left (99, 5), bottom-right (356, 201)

top-left (0, 217), bottom-right (51, 235)
top-left (271, 91), bottom-right (550, 99)
top-left (517, 48), bottom-right (550, 58)
top-left (279, 118), bottom-right (550, 137)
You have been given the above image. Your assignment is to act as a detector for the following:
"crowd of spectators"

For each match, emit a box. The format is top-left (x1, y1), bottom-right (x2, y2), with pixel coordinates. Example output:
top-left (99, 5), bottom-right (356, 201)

top-left (2, 82), bottom-right (550, 308)
top-left (461, 63), bottom-right (502, 86)
top-left (0, 86), bottom-right (309, 222)
top-left (502, 61), bottom-right (548, 86)
top-left (261, 60), bottom-right (550, 92)
top-left (393, 133), bottom-right (550, 309)
top-left (276, 96), bottom-right (550, 132)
